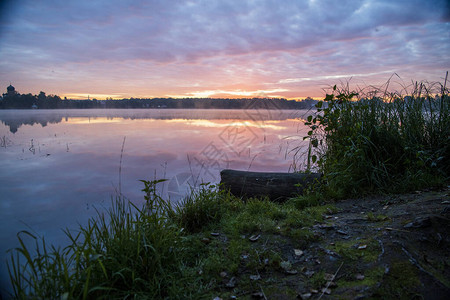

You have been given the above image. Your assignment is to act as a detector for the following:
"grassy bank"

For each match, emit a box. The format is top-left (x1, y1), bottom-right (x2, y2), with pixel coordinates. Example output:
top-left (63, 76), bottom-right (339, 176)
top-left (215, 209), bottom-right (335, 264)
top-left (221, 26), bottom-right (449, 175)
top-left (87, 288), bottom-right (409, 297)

top-left (7, 76), bottom-right (449, 299)
top-left (7, 180), bottom-right (336, 299)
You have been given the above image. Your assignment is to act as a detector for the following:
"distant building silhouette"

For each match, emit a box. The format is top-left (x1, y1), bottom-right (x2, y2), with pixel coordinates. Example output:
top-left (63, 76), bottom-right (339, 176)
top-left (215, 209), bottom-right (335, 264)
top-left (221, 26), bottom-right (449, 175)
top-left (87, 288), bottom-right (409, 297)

top-left (3, 84), bottom-right (18, 97)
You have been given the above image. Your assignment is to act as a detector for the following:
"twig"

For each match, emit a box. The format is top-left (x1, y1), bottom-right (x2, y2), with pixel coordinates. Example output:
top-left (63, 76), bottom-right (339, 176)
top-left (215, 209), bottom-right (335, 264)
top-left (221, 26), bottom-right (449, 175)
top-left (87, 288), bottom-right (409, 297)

top-left (119, 136), bottom-right (126, 195)
top-left (384, 227), bottom-right (410, 233)
top-left (258, 284), bottom-right (268, 300)
top-left (318, 262), bottom-right (343, 300)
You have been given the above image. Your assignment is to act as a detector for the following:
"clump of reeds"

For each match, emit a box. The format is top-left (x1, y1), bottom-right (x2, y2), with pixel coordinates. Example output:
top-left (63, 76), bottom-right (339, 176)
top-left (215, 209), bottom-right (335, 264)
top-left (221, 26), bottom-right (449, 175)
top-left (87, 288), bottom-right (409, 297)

top-left (305, 73), bottom-right (449, 197)
top-left (8, 179), bottom-right (184, 299)
top-left (6, 179), bottom-right (233, 299)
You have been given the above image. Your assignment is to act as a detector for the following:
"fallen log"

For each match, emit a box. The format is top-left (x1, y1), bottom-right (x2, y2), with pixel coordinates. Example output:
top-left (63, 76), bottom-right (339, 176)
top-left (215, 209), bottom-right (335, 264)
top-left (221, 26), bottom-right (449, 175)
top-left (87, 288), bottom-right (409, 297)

top-left (220, 169), bottom-right (321, 201)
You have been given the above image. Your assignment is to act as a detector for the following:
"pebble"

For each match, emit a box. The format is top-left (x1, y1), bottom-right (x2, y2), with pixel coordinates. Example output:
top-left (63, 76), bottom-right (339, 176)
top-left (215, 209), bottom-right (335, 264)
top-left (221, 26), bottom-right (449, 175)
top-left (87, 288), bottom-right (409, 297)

top-left (225, 277), bottom-right (236, 288)
top-left (250, 274), bottom-right (261, 281)
top-left (336, 230), bottom-right (348, 235)
top-left (298, 293), bottom-right (312, 299)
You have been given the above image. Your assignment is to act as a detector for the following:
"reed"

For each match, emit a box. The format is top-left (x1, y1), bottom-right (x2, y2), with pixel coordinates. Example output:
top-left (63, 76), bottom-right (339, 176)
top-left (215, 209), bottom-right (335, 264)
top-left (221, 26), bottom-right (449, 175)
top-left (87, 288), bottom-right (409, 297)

top-left (7, 178), bottom-right (337, 299)
top-left (305, 74), bottom-right (449, 197)
top-left (8, 179), bottom-right (187, 299)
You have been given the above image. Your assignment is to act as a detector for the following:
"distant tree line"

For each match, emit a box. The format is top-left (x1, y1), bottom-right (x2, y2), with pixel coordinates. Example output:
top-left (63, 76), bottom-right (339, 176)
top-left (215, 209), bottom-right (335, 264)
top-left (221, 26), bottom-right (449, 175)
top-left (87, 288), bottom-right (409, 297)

top-left (0, 90), bottom-right (318, 110)
top-left (1, 91), bottom-right (63, 109)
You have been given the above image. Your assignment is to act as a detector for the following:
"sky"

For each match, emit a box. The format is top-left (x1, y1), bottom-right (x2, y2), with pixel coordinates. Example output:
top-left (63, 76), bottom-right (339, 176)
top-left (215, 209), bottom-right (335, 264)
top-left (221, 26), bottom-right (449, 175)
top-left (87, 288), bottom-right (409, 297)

top-left (0, 0), bottom-right (449, 100)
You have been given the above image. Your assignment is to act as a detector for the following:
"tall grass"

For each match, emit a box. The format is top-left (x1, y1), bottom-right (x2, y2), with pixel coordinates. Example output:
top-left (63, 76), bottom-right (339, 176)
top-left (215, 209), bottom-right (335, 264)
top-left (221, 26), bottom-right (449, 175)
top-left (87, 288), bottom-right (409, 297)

top-left (6, 179), bottom-right (234, 299)
top-left (305, 74), bottom-right (449, 197)
top-left (8, 180), bottom-right (187, 299)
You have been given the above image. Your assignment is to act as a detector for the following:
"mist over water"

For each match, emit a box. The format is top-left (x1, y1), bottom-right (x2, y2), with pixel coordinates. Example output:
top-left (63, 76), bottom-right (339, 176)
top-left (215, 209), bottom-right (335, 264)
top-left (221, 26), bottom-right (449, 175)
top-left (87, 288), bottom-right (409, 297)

top-left (0, 108), bottom-right (311, 295)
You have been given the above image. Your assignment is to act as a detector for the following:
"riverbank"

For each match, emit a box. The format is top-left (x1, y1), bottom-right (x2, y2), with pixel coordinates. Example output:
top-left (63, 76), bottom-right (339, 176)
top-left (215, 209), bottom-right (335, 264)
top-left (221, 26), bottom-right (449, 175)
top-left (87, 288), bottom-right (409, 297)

top-left (6, 181), bottom-right (449, 299)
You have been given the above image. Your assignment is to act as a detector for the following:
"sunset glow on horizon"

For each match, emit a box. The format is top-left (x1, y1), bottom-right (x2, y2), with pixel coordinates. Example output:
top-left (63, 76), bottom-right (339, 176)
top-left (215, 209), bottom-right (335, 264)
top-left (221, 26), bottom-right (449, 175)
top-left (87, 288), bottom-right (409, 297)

top-left (0, 0), bottom-right (449, 100)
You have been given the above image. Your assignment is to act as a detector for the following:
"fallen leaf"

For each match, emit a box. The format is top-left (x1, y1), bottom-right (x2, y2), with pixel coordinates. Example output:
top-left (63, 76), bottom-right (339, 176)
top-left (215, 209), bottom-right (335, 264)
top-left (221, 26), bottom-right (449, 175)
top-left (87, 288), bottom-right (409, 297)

top-left (299, 292), bottom-right (312, 299)
top-left (294, 249), bottom-right (304, 256)
top-left (210, 232), bottom-right (220, 236)
top-left (358, 245), bottom-right (367, 250)
top-left (285, 269), bottom-right (298, 275)
top-left (321, 287), bottom-right (332, 295)
top-left (356, 274), bottom-right (365, 280)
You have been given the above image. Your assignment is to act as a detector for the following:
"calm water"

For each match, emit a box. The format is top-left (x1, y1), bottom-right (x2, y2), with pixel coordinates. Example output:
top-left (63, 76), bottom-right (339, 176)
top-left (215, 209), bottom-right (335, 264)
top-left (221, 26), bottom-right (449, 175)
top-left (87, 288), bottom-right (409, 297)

top-left (0, 108), bottom-right (310, 294)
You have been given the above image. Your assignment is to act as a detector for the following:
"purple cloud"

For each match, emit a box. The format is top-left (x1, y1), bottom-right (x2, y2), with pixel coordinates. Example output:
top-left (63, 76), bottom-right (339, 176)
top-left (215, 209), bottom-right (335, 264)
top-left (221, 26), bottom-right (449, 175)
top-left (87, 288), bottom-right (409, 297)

top-left (0, 0), bottom-right (448, 98)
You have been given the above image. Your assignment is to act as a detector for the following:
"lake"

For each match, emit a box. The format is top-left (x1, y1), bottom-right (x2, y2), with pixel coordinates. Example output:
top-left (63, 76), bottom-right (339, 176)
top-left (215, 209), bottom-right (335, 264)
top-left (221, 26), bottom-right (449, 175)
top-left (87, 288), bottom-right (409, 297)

top-left (0, 108), bottom-right (311, 295)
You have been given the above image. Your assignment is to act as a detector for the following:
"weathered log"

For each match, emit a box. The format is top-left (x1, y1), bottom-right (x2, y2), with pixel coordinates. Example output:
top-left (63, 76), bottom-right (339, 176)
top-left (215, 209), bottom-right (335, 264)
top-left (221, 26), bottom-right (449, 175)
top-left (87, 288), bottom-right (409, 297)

top-left (220, 169), bottom-right (321, 201)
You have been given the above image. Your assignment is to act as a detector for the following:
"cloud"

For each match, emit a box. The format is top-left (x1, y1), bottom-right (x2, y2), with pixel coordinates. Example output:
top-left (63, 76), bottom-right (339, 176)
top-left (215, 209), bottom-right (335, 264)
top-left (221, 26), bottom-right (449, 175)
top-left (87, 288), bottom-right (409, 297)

top-left (0, 0), bottom-right (448, 98)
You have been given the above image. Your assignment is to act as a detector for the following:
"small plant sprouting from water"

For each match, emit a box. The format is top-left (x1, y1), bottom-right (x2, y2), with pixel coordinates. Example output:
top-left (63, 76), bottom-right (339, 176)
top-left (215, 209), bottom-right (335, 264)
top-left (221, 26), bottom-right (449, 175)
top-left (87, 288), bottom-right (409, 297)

top-left (1, 135), bottom-right (12, 148)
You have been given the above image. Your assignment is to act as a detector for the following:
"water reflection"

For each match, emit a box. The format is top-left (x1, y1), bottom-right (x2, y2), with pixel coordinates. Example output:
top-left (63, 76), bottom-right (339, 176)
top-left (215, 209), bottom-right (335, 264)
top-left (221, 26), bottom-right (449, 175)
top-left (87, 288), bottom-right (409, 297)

top-left (0, 109), bottom-right (310, 295)
top-left (0, 109), bottom-right (306, 134)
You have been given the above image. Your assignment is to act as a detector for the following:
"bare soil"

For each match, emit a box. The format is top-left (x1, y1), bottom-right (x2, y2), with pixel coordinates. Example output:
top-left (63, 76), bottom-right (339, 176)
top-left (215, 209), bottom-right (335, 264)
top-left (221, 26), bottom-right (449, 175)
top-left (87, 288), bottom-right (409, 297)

top-left (216, 187), bottom-right (450, 299)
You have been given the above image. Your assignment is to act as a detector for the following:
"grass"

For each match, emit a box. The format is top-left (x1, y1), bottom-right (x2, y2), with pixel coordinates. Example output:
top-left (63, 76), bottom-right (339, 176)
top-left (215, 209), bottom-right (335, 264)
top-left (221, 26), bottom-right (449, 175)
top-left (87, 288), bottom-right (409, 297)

top-left (304, 74), bottom-right (449, 198)
top-left (6, 179), bottom-right (336, 299)
top-left (329, 238), bottom-right (381, 263)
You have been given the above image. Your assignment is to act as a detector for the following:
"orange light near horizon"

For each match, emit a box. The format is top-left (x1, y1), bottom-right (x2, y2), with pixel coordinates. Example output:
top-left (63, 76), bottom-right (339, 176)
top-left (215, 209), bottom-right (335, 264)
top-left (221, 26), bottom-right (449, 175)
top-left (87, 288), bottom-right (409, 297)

top-left (64, 117), bottom-right (124, 124)
top-left (61, 93), bottom-right (125, 100)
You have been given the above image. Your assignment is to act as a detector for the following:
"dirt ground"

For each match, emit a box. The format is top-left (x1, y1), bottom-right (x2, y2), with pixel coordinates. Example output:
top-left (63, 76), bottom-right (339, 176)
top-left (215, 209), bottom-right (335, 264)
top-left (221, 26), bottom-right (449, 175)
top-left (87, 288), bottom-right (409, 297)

top-left (218, 186), bottom-right (450, 299)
